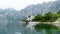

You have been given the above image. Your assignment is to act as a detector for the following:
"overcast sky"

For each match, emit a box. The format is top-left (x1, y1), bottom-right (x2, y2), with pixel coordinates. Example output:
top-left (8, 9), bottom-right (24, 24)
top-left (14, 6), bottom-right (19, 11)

top-left (0, 0), bottom-right (56, 10)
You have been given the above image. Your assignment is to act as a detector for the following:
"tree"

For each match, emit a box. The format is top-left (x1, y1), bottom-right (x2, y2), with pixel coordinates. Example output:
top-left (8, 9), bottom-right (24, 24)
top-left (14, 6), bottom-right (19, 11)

top-left (57, 11), bottom-right (60, 18)
top-left (32, 14), bottom-right (43, 22)
top-left (32, 11), bottom-right (60, 22)
top-left (51, 14), bottom-right (58, 22)
top-left (57, 10), bottom-right (60, 14)
top-left (43, 12), bottom-right (52, 22)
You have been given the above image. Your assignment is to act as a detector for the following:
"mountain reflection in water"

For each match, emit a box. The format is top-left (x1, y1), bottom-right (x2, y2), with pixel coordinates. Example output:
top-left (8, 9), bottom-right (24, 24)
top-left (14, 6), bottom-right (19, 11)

top-left (0, 21), bottom-right (60, 34)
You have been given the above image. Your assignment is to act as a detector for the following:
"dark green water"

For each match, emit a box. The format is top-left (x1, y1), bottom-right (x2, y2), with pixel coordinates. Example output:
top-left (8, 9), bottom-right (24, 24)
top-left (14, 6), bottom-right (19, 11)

top-left (35, 24), bottom-right (60, 34)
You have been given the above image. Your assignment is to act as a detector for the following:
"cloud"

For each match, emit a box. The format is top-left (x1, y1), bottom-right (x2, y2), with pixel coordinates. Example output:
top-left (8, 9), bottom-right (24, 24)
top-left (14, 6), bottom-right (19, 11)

top-left (0, 0), bottom-right (56, 10)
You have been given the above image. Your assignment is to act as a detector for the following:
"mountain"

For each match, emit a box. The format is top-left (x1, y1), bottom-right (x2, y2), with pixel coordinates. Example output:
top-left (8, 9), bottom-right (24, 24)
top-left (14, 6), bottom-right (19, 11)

top-left (0, 14), bottom-right (8, 30)
top-left (0, 0), bottom-right (60, 23)
top-left (0, 0), bottom-right (60, 21)
top-left (20, 0), bottom-right (60, 16)
top-left (0, 0), bottom-right (60, 24)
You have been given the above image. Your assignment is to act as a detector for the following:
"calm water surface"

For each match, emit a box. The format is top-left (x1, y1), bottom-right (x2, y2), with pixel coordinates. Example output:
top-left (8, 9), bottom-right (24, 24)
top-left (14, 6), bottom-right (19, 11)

top-left (0, 21), bottom-right (60, 34)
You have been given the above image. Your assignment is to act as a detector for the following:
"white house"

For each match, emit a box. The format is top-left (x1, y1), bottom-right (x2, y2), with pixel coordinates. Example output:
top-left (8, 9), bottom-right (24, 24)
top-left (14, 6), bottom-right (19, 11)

top-left (26, 16), bottom-right (34, 22)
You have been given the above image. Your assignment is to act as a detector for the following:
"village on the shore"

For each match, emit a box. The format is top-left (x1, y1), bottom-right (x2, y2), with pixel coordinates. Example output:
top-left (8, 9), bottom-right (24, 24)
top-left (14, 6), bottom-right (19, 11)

top-left (22, 11), bottom-right (60, 30)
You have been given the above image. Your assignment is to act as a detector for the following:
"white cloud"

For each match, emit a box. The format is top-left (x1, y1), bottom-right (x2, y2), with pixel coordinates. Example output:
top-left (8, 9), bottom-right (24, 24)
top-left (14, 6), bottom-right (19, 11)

top-left (0, 0), bottom-right (56, 10)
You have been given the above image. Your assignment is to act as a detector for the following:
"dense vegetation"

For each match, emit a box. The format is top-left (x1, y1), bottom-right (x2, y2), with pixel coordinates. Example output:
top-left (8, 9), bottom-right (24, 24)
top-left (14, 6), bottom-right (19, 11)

top-left (32, 11), bottom-right (60, 22)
